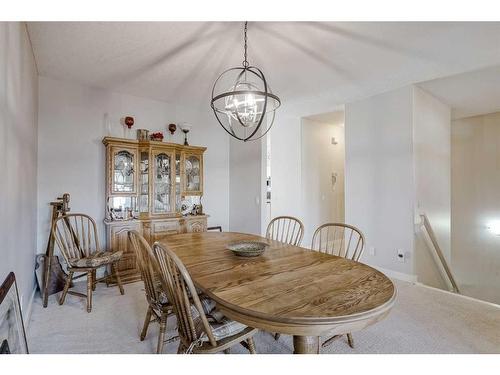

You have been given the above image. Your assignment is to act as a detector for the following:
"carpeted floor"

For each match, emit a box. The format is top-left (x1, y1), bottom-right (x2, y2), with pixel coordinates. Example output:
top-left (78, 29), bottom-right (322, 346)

top-left (27, 279), bottom-right (500, 354)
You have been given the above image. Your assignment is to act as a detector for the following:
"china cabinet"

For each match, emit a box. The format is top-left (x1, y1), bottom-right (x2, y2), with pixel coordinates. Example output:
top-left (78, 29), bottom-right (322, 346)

top-left (103, 137), bottom-right (208, 284)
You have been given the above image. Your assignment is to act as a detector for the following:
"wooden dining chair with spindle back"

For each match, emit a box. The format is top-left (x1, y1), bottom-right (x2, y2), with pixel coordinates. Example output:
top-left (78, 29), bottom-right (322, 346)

top-left (128, 230), bottom-right (175, 354)
top-left (207, 226), bottom-right (222, 232)
top-left (311, 222), bottom-right (366, 349)
top-left (267, 215), bottom-right (305, 340)
top-left (51, 213), bottom-right (124, 313)
top-left (150, 242), bottom-right (258, 354)
top-left (266, 216), bottom-right (304, 246)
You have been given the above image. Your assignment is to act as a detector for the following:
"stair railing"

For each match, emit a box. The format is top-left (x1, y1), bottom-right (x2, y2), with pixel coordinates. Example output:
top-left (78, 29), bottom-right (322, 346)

top-left (419, 214), bottom-right (460, 294)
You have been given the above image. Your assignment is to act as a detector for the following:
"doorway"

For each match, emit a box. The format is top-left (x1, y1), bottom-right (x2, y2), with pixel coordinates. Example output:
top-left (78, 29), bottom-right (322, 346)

top-left (300, 110), bottom-right (345, 245)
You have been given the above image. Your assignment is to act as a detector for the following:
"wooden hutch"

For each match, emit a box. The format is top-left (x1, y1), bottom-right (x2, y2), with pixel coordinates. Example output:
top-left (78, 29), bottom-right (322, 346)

top-left (103, 136), bottom-right (208, 284)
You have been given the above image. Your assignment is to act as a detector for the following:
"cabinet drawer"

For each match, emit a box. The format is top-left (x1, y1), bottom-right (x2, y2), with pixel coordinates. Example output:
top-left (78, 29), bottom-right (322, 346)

top-left (152, 220), bottom-right (180, 234)
top-left (152, 220), bottom-right (180, 242)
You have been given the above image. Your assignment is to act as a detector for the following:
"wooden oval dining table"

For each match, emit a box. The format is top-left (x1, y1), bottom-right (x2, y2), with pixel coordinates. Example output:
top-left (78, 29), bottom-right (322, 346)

top-left (159, 231), bottom-right (396, 354)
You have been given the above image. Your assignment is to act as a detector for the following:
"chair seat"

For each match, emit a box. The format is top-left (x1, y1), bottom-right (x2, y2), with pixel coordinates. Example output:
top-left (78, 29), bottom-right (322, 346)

top-left (198, 296), bottom-right (217, 316)
top-left (204, 316), bottom-right (247, 342)
top-left (155, 279), bottom-right (204, 306)
top-left (69, 250), bottom-right (123, 268)
top-left (191, 299), bottom-right (247, 342)
top-left (156, 288), bottom-right (216, 314)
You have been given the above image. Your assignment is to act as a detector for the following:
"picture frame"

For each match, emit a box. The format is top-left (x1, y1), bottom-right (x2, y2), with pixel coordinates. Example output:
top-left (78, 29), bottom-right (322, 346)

top-left (0, 272), bottom-right (29, 354)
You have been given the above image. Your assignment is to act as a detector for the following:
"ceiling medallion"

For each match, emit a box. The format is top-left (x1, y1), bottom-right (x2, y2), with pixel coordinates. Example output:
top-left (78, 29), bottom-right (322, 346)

top-left (211, 22), bottom-right (281, 142)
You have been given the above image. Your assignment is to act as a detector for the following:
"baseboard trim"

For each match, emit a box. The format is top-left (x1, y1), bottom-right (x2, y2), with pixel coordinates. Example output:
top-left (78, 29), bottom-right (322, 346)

top-left (372, 265), bottom-right (418, 283)
top-left (24, 285), bottom-right (37, 330)
top-left (413, 282), bottom-right (500, 308)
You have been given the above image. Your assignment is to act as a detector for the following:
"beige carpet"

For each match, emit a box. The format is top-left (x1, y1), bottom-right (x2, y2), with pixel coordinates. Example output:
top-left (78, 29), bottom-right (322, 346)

top-left (27, 279), bottom-right (500, 354)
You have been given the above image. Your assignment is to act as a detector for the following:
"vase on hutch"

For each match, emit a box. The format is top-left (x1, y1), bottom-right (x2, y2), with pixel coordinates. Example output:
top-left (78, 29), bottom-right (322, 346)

top-left (123, 116), bottom-right (135, 139)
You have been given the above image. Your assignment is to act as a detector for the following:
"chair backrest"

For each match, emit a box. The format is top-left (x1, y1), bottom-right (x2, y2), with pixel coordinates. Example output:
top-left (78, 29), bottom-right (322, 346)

top-left (52, 213), bottom-right (100, 264)
top-left (266, 216), bottom-right (304, 246)
top-left (207, 226), bottom-right (222, 232)
top-left (128, 230), bottom-right (164, 308)
top-left (151, 242), bottom-right (217, 347)
top-left (311, 223), bottom-right (365, 261)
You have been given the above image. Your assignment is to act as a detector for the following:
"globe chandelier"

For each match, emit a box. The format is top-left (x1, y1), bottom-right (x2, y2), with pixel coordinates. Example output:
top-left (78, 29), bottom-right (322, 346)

top-left (211, 22), bottom-right (281, 142)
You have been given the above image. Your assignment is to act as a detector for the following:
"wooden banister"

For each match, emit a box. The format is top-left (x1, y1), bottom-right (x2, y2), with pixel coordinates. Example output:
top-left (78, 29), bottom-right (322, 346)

top-left (419, 214), bottom-right (460, 294)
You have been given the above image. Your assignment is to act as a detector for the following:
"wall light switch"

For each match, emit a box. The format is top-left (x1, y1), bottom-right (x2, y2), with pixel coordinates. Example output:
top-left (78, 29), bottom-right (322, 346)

top-left (369, 247), bottom-right (376, 256)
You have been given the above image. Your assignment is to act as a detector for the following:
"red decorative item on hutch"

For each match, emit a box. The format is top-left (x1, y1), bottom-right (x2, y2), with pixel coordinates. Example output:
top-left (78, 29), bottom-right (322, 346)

top-left (150, 132), bottom-right (164, 141)
top-left (124, 116), bottom-right (134, 129)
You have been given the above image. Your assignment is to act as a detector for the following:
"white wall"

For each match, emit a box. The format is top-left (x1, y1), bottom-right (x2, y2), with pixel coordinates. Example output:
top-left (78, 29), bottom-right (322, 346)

top-left (345, 87), bottom-right (415, 275)
top-left (452, 112), bottom-right (500, 304)
top-left (301, 117), bottom-right (345, 245)
top-left (228, 85), bottom-right (453, 283)
top-left (0, 22), bottom-right (39, 310)
top-left (247, 87), bottom-right (420, 277)
top-left (225, 108), bottom-right (305, 236)
top-left (413, 87), bottom-right (451, 289)
top-left (344, 86), bottom-right (452, 281)
top-left (269, 110), bottom-right (303, 221)
top-left (37, 76), bottom-right (229, 254)
top-left (228, 137), bottom-right (262, 234)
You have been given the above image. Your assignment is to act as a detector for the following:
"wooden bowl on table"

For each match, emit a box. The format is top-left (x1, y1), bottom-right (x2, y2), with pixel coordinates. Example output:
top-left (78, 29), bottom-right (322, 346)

top-left (226, 241), bottom-right (268, 257)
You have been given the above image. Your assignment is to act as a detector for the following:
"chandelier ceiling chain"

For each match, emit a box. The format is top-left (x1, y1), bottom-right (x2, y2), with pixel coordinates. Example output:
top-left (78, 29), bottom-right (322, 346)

top-left (243, 21), bottom-right (249, 68)
top-left (210, 21), bottom-right (281, 142)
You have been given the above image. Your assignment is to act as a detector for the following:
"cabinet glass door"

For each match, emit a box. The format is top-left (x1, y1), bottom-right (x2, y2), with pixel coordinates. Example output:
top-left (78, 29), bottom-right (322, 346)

top-left (153, 152), bottom-right (172, 214)
top-left (139, 151), bottom-right (149, 213)
top-left (184, 154), bottom-right (201, 193)
top-left (175, 153), bottom-right (181, 212)
top-left (113, 150), bottom-right (135, 193)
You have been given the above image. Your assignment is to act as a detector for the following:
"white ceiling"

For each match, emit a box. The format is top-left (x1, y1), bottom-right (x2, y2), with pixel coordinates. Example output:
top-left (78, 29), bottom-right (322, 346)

top-left (419, 65), bottom-right (500, 119)
top-left (305, 110), bottom-right (344, 125)
top-left (27, 22), bottom-right (500, 112)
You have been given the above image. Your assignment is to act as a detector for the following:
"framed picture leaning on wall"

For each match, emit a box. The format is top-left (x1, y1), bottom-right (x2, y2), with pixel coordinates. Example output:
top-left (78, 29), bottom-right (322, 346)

top-left (0, 272), bottom-right (29, 354)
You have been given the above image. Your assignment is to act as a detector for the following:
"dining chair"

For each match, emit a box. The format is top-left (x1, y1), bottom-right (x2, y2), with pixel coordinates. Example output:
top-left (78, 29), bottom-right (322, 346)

top-left (51, 213), bottom-right (124, 313)
top-left (129, 231), bottom-right (226, 353)
top-left (266, 216), bottom-right (304, 246)
top-left (128, 230), bottom-right (175, 354)
top-left (267, 215), bottom-right (305, 340)
top-left (207, 226), bottom-right (222, 232)
top-left (311, 222), bottom-right (365, 349)
top-left (151, 242), bottom-right (258, 354)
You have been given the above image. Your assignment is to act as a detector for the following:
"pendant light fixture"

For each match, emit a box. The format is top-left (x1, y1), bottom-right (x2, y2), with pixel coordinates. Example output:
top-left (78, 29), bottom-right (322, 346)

top-left (211, 22), bottom-right (281, 142)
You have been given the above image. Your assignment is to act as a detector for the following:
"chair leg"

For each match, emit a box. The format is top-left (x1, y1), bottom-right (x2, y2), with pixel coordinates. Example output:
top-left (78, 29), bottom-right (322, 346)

top-left (92, 269), bottom-right (96, 291)
top-left (113, 262), bottom-right (125, 295)
top-left (321, 334), bottom-right (342, 348)
top-left (140, 306), bottom-right (152, 341)
top-left (157, 313), bottom-right (167, 354)
top-left (177, 343), bottom-right (186, 354)
top-left (274, 333), bottom-right (281, 340)
top-left (105, 265), bottom-right (110, 287)
top-left (59, 271), bottom-right (74, 305)
top-left (247, 337), bottom-right (257, 354)
top-left (347, 333), bottom-right (354, 348)
top-left (86, 271), bottom-right (93, 313)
